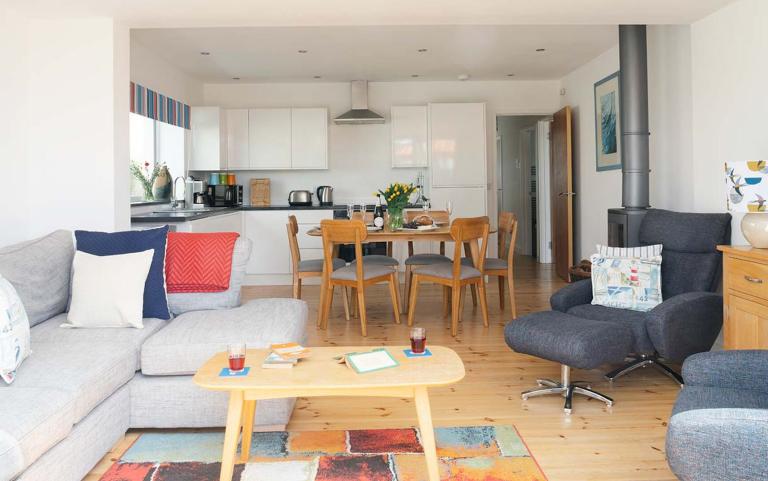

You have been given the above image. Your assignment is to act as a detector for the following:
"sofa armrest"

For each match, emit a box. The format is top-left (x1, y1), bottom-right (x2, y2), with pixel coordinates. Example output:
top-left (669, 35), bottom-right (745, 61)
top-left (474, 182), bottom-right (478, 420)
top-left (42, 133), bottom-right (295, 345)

top-left (666, 408), bottom-right (768, 481)
top-left (681, 350), bottom-right (768, 393)
top-left (646, 292), bottom-right (722, 362)
top-left (550, 279), bottom-right (592, 312)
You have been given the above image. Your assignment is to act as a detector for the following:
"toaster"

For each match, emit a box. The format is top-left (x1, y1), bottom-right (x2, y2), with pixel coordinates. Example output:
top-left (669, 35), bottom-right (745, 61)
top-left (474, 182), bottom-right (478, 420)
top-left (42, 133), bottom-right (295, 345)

top-left (288, 190), bottom-right (313, 206)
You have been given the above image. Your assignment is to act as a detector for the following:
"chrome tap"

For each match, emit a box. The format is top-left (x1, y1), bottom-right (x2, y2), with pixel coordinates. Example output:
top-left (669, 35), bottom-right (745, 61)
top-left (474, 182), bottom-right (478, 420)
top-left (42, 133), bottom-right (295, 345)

top-left (171, 176), bottom-right (187, 209)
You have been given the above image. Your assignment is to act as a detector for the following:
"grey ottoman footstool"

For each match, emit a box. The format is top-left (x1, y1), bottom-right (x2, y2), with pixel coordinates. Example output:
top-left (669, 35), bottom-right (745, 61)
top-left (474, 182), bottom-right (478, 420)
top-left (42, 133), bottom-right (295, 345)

top-left (505, 311), bottom-right (633, 413)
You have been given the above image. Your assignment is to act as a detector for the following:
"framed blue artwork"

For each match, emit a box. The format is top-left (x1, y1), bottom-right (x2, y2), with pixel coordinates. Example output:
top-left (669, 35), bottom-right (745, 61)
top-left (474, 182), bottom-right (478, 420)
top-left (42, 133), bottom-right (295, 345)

top-left (594, 71), bottom-right (622, 171)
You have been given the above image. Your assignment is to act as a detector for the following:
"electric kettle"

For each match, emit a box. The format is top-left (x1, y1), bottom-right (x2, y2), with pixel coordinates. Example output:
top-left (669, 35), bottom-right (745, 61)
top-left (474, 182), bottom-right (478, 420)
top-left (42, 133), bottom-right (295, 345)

top-left (316, 186), bottom-right (334, 206)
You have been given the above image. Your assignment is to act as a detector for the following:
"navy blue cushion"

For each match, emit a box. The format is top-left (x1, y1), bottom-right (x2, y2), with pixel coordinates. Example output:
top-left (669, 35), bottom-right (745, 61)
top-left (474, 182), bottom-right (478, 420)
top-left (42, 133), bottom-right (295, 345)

top-left (75, 226), bottom-right (171, 320)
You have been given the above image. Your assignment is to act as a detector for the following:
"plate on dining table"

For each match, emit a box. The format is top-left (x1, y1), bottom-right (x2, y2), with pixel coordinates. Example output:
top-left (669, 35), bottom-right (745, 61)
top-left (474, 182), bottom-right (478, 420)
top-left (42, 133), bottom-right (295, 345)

top-left (400, 225), bottom-right (440, 231)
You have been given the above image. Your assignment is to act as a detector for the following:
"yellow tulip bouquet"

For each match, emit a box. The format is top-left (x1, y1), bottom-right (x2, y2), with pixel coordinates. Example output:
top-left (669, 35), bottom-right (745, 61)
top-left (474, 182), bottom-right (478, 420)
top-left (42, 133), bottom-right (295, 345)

top-left (377, 182), bottom-right (417, 229)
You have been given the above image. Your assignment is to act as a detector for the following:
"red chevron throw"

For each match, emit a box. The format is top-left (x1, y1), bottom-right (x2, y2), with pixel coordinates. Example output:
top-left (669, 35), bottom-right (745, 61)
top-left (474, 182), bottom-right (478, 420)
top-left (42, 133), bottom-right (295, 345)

top-left (165, 232), bottom-right (240, 293)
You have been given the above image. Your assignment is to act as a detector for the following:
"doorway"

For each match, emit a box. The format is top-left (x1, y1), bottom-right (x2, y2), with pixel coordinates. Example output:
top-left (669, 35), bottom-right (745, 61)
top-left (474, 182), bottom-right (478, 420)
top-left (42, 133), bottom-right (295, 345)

top-left (496, 115), bottom-right (552, 264)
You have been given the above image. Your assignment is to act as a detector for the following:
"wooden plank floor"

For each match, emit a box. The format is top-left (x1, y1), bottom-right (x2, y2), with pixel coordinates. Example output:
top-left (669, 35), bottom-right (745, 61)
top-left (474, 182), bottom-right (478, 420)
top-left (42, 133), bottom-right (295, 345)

top-left (85, 256), bottom-right (679, 481)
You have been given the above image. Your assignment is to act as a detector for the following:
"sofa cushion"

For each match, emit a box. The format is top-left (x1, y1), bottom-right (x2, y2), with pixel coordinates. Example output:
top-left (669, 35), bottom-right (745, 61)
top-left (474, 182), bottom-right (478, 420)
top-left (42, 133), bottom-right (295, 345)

top-left (31, 314), bottom-right (166, 370)
top-left (0, 387), bottom-right (75, 480)
top-left (141, 299), bottom-right (308, 376)
top-left (7, 342), bottom-right (136, 422)
top-left (166, 237), bottom-right (252, 316)
top-left (566, 304), bottom-right (655, 354)
top-left (672, 385), bottom-right (768, 416)
top-left (0, 230), bottom-right (74, 327)
top-left (75, 226), bottom-right (171, 320)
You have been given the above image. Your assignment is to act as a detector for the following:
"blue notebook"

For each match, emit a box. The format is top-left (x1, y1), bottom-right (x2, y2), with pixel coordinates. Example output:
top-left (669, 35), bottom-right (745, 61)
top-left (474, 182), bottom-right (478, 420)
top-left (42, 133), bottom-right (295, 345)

top-left (219, 367), bottom-right (250, 377)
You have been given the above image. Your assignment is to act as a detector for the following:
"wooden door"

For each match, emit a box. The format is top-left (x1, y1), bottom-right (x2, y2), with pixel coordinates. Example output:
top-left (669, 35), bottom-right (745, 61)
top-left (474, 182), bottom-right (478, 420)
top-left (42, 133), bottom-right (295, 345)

top-left (550, 106), bottom-right (574, 281)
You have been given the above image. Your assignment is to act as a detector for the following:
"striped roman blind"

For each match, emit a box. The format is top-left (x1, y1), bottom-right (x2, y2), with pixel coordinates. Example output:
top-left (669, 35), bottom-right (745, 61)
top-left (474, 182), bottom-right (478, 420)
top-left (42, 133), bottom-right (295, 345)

top-left (130, 82), bottom-right (191, 130)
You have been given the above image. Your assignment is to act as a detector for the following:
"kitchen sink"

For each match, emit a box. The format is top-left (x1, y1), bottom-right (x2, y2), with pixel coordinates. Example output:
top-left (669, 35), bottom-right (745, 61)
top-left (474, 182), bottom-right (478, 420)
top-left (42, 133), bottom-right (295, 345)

top-left (152, 207), bottom-right (221, 214)
top-left (146, 211), bottom-right (203, 218)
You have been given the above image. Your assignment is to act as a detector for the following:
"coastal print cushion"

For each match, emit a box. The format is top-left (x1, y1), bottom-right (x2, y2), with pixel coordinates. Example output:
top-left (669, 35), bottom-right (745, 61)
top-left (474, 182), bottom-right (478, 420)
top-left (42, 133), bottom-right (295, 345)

top-left (75, 226), bottom-right (171, 320)
top-left (590, 254), bottom-right (663, 312)
top-left (596, 244), bottom-right (663, 258)
top-left (0, 275), bottom-right (31, 384)
top-left (64, 250), bottom-right (154, 329)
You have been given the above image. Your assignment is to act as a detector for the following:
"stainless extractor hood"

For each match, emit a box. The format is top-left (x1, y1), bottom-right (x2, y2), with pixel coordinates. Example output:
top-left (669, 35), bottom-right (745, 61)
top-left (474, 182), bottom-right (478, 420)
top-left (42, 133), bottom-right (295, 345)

top-left (333, 80), bottom-right (385, 124)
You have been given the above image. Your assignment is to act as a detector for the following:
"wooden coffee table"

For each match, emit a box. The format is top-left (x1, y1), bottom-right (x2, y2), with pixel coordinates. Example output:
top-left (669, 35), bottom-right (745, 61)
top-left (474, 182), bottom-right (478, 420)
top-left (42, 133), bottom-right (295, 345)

top-left (193, 345), bottom-right (465, 481)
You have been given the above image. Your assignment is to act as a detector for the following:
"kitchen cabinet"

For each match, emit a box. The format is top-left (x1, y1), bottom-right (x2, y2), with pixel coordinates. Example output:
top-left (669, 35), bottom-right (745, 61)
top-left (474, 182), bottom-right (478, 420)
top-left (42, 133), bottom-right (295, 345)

top-left (184, 212), bottom-right (243, 234)
top-left (190, 107), bottom-right (227, 170)
top-left (243, 209), bottom-right (334, 284)
top-left (291, 108), bottom-right (328, 169)
top-left (249, 108), bottom-right (292, 169)
top-left (391, 106), bottom-right (429, 168)
top-left (226, 109), bottom-right (250, 169)
top-left (429, 102), bottom-right (486, 187)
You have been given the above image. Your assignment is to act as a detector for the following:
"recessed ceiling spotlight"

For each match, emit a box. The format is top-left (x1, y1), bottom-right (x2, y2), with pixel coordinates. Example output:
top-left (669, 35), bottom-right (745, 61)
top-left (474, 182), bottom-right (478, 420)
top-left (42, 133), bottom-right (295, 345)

top-left (297, 49), bottom-right (308, 54)
top-left (417, 48), bottom-right (428, 53)
top-left (200, 51), bottom-right (211, 56)
top-left (411, 74), bottom-right (419, 78)
top-left (536, 48), bottom-right (546, 52)
top-left (506, 73), bottom-right (515, 77)
top-left (457, 74), bottom-right (470, 81)
top-left (232, 77), bottom-right (240, 80)
top-left (313, 75), bottom-right (322, 79)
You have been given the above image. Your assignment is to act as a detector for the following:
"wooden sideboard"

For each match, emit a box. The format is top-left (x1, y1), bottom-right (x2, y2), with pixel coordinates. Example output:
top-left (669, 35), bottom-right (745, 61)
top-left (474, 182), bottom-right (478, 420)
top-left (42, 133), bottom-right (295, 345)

top-left (718, 245), bottom-right (768, 349)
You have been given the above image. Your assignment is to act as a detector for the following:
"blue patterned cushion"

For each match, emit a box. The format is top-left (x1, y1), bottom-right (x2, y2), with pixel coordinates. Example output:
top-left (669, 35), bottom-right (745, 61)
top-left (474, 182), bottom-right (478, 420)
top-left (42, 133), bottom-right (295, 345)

top-left (74, 226), bottom-right (170, 320)
top-left (590, 254), bottom-right (663, 312)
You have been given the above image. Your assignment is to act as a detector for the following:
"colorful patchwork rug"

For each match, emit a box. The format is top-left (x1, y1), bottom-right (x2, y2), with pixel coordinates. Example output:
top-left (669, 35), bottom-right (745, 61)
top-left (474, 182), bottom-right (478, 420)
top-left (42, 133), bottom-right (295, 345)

top-left (100, 425), bottom-right (547, 481)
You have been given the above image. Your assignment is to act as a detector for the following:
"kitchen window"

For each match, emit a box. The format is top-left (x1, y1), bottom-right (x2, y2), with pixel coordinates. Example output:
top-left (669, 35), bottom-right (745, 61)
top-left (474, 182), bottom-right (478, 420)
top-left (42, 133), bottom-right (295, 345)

top-left (129, 112), bottom-right (186, 203)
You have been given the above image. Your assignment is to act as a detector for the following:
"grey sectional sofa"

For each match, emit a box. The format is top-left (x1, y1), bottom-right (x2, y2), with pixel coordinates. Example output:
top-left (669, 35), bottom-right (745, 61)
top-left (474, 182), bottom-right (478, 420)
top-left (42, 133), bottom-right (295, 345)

top-left (0, 230), bottom-right (308, 481)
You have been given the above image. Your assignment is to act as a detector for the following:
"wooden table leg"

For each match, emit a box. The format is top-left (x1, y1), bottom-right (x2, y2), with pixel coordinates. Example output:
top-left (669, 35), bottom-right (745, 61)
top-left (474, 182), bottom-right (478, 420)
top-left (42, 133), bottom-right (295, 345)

top-left (220, 390), bottom-right (244, 481)
top-left (240, 400), bottom-right (256, 462)
top-left (414, 386), bottom-right (440, 481)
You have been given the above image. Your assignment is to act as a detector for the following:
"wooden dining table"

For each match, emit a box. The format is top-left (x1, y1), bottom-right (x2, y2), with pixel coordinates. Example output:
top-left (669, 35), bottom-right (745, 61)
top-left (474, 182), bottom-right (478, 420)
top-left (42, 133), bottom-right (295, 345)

top-left (306, 223), bottom-right (496, 320)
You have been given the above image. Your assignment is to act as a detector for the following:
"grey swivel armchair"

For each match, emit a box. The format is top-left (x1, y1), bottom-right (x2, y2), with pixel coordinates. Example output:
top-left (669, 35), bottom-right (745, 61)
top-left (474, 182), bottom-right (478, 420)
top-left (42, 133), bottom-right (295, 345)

top-left (550, 209), bottom-right (731, 385)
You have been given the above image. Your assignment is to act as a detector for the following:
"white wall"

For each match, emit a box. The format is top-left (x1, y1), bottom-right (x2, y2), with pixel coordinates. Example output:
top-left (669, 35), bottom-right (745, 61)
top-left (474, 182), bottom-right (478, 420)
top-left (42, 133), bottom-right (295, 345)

top-left (0, 14), bottom-right (131, 246)
top-left (203, 80), bottom-right (561, 227)
top-left (130, 38), bottom-right (204, 105)
top-left (691, 0), bottom-right (768, 244)
top-left (560, 46), bottom-right (621, 260)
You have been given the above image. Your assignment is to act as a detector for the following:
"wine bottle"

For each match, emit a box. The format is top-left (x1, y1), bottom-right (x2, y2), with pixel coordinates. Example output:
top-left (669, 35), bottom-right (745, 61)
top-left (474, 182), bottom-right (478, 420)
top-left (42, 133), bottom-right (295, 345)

top-left (373, 195), bottom-right (385, 229)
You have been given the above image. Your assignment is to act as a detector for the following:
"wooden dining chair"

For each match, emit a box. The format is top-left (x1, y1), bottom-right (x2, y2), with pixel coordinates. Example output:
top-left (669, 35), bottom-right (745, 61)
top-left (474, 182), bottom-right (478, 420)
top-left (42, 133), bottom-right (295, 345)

top-left (407, 217), bottom-right (490, 337)
top-left (484, 212), bottom-right (518, 318)
top-left (319, 219), bottom-right (401, 336)
top-left (287, 215), bottom-right (349, 320)
top-left (402, 210), bottom-right (451, 312)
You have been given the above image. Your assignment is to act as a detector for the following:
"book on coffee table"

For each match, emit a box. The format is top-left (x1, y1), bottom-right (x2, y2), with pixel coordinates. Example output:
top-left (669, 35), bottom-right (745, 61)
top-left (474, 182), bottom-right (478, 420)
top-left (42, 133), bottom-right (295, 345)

top-left (270, 342), bottom-right (311, 360)
top-left (261, 352), bottom-right (298, 369)
top-left (344, 348), bottom-right (399, 374)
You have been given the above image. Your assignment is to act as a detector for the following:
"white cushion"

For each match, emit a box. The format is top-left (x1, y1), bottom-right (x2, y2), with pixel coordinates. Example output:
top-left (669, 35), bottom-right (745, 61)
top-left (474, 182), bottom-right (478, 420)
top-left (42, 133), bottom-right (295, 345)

top-left (0, 276), bottom-right (31, 384)
top-left (64, 250), bottom-right (154, 329)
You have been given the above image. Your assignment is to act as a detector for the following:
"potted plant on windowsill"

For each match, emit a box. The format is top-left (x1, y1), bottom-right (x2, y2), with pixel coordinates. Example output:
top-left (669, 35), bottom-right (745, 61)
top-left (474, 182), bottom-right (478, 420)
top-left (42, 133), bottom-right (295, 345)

top-left (130, 161), bottom-right (165, 201)
top-left (378, 182), bottom-right (417, 230)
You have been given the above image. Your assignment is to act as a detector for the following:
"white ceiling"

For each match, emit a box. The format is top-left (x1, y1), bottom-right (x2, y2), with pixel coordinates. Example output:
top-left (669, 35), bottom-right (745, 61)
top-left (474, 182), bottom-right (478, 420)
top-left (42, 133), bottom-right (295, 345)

top-left (134, 25), bottom-right (621, 82)
top-left (12, 0), bottom-right (736, 28)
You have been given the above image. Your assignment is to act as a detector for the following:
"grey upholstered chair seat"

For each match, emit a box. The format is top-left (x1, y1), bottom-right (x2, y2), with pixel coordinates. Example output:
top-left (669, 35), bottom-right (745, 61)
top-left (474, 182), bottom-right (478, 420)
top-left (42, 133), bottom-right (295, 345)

top-left (298, 258), bottom-right (345, 272)
top-left (405, 253), bottom-right (451, 266)
top-left (331, 264), bottom-right (394, 281)
top-left (505, 311), bottom-right (633, 370)
top-left (460, 257), bottom-right (507, 270)
top-left (351, 255), bottom-right (399, 267)
top-left (416, 263), bottom-right (481, 280)
top-left (666, 350), bottom-right (768, 481)
top-left (566, 304), bottom-right (655, 354)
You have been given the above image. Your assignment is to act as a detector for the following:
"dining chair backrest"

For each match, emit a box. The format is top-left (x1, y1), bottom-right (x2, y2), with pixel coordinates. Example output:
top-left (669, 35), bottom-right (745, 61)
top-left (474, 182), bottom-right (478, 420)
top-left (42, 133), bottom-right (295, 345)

top-left (449, 216), bottom-right (490, 276)
top-left (320, 219), bottom-right (368, 280)
top-left (287, 215), bottom-right (301, 272)
top-left (498, 212), bottom-right (519, 264)
top-left (351, 211), bottom-right (373, 223)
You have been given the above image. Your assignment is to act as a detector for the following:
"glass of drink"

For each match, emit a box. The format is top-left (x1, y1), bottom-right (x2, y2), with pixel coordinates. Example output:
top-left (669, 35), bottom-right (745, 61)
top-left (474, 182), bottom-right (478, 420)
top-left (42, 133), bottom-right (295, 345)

top-left (347, 203), bottom-right (355, 219)
top-left (410, 327), bottom-right (427, 354)
top-left (445, 200), bottom-right (453, 216)
top-left (228, 343), bottom-right (246, 372)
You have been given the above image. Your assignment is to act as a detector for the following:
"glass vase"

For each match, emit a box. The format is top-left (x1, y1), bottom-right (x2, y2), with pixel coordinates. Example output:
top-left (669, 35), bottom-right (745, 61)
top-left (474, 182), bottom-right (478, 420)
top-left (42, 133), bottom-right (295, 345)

top-left (387, 207), bottom-right (404, 230)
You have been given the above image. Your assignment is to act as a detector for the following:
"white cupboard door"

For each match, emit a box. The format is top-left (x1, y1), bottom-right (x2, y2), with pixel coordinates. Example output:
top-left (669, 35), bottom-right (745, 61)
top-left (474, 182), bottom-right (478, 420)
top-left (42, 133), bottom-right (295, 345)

top-left (226, 109), bottom-right (249, 169)
top-left (391, 106), bottom-right (428, 168)
top-left (187, 212), bottom-right (243, 234)
top-left (244, 211), bottom-right (292, 275)
top-left (249, 109), bottom-right (291, 169)
top-left (429, 103), bottom-right (486, 187)
top-left (190, 107), bottom-right (225, 170)
top-left (291, 108), bottom-right (328, 169)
